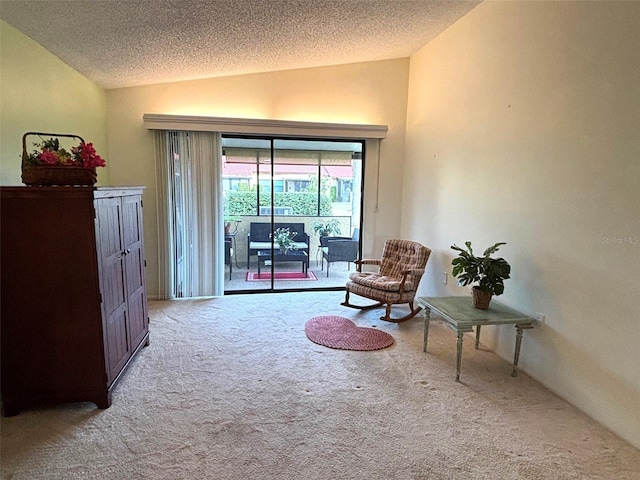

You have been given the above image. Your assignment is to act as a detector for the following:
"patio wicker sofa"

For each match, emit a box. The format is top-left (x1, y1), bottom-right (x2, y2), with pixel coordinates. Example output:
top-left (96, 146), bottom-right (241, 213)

top-left (246, 222), bottom-right (310, 269)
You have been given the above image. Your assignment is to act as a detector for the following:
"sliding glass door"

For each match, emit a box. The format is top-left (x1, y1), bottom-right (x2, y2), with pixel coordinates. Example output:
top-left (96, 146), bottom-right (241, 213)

top-left (222, 136), bottom-right (363, 293)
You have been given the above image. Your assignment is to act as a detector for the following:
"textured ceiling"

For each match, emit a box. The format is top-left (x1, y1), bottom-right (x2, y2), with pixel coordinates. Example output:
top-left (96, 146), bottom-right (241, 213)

top-left (0, 0), bottom-right (480, 89)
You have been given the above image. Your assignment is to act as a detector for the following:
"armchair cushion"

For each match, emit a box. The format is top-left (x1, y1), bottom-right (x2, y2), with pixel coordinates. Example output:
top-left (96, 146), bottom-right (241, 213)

top-left (347, 272), bottom-right (416, 292)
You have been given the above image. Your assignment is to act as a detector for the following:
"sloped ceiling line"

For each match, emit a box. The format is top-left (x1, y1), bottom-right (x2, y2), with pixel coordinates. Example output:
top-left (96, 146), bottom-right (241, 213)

top-left (0, 0), bottom-right (481, 89)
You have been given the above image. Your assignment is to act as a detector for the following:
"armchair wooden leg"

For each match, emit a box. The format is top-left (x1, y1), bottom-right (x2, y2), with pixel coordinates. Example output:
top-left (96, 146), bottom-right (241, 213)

top-left (379, 302), bottom-right (423, 323)
top-left (342, 291), bottom-right (422, 323)
top-left (341, 291), bottom-right (384, 311)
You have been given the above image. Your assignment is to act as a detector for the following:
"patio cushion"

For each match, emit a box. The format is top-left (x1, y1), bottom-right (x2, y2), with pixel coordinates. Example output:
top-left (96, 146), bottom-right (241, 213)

top-left (250, 241), bottom-right (309, 250)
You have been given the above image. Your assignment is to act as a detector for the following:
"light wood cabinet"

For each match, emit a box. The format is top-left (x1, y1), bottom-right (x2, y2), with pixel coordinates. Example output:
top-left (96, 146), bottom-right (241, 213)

top-left (0, 187), bottom-right (149, 416)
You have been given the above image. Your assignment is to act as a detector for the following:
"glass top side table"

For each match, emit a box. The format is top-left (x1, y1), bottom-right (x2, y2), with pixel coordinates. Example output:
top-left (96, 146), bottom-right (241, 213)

top-left (418, 296), bottom-right (534, 381)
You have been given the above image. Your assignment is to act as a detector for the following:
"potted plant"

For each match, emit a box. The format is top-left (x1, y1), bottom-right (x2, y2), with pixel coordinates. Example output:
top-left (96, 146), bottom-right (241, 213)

top-left (450, 242), bottom-right (511, 309)
top-left (271, 227), bottom-right (298, 254)
top-left (312, 218), bottom-right (341, 237)
top-left (224, 215), bottom-right (241, 235)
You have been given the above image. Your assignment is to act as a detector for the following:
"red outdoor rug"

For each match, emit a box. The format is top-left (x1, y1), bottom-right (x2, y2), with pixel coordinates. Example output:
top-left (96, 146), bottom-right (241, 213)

top-left (305, 315), bottom-right (394, 351)
top-left (245, 271), bottom-right (318, 282)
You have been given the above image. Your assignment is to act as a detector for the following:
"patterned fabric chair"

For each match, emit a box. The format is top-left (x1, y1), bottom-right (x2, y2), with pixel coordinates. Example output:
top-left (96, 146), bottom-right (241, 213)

top-left (342, 239), bottom-right (431, 322)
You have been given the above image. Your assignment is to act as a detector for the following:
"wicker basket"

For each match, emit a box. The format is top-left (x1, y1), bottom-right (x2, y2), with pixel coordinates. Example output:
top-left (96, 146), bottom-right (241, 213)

top-left (21, 132), bottom-right (97, 186)
top-left (472, 287), bottom-right (493, 309)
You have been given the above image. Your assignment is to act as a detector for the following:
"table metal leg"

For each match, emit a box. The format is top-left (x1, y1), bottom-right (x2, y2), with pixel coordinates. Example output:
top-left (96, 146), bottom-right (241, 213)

top-left (232, 236), bottom-right (240, 269)
top-left (422, 307), bottom-right (431, 352)
top-left (475, 325), bottom-right (481, 349)
top-left (512, 325), bottom-right (524, 377)
top-left (456, 332), bottom-right (464, 382)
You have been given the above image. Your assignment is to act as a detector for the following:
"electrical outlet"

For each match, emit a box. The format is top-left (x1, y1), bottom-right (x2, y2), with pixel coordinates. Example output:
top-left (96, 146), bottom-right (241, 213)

top-left (441, 272), bottom-right (448, 285)
top-left (535, 312), bottom-right (546, 325)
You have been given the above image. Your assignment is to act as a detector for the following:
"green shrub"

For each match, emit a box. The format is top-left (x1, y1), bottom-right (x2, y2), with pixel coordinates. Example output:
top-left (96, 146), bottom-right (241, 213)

top-left (225, 191), bottom-right (333, 216)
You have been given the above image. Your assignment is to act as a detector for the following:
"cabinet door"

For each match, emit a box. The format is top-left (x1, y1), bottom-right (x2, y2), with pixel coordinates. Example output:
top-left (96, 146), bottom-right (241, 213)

top-left (95, 197), bottom-right (131, 383)
top-left (121, 195), bottom-right (149, 350)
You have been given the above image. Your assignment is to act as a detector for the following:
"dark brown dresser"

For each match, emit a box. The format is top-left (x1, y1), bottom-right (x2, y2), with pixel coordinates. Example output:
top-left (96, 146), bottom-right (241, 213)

top-left (0, 186), bottom-right (149, 415)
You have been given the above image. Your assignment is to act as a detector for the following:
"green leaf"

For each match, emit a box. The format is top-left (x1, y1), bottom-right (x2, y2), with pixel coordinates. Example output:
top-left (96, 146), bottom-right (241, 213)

top-left (483, 242), bottom-right (506, 257)
top-left (465, 241), bottom-right (473, 255)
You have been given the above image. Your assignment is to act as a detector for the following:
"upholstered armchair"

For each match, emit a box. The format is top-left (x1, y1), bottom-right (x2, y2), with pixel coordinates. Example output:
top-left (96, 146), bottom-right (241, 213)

top-left (342, 239), bottom-right (431, 322)
top-left (320, 228), bottom-right (359, 277)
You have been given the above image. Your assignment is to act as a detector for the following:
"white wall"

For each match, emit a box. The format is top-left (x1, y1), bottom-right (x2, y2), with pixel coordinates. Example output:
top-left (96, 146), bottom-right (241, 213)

top-left (0, 21), bottom-right (108, 185)
top-left (3, 4), bottom-right (638, 450)
top-left (404, 1), bottom-right (640, 448)
top-left (105, 59), bottom-right (410, 297)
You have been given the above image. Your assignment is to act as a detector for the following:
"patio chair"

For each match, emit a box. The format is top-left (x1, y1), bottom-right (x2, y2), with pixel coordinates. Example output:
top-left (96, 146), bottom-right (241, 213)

top-left (342, 239), bottom-right (431, 322)
top-left (320, 228), bottom-right (359, 277)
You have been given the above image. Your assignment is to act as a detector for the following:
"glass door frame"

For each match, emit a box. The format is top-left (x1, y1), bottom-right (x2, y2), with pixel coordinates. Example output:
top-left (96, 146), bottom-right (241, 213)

top-left (222, 133), bottom-right (365, 294)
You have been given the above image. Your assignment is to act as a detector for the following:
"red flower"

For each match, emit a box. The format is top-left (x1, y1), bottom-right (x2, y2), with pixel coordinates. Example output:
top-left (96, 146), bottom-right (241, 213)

top-left (71, 143), bottom-right (106, 168)
top-left (27, 137), bottom-right (107, 169)
top-left (38, 149), bottom-right (60, 165)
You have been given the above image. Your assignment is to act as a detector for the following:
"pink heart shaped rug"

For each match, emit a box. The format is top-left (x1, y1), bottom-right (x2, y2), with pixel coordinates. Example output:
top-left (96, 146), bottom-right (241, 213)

top-left (305, 315), bottom-right (394, 351)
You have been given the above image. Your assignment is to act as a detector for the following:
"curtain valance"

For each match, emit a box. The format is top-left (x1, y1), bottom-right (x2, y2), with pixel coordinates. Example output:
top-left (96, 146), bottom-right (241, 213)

top-left (143, 114), bottom-right (387, 139)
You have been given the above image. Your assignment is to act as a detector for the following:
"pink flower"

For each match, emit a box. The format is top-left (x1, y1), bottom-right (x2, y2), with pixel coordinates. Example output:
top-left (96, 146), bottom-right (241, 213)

top-left (38, 149), bottom-right (60, 165)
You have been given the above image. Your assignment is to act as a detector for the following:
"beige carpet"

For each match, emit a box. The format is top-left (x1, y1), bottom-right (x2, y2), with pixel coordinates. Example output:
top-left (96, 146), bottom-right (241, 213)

top-left (2, 291), bottom-right (639, 479)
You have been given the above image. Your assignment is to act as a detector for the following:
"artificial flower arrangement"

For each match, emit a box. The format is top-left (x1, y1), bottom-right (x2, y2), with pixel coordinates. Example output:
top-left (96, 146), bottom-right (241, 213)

top-left (270, 227), bottom-right (298, 253)
top-left (25, 136), bottom-right (106, 168)
top-left (21, 132), bottom-right (106, 186)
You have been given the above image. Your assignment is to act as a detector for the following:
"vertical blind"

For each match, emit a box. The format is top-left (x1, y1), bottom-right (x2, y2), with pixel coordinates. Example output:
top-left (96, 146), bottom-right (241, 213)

top-left (155, 130), bottom-right (224, 298)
